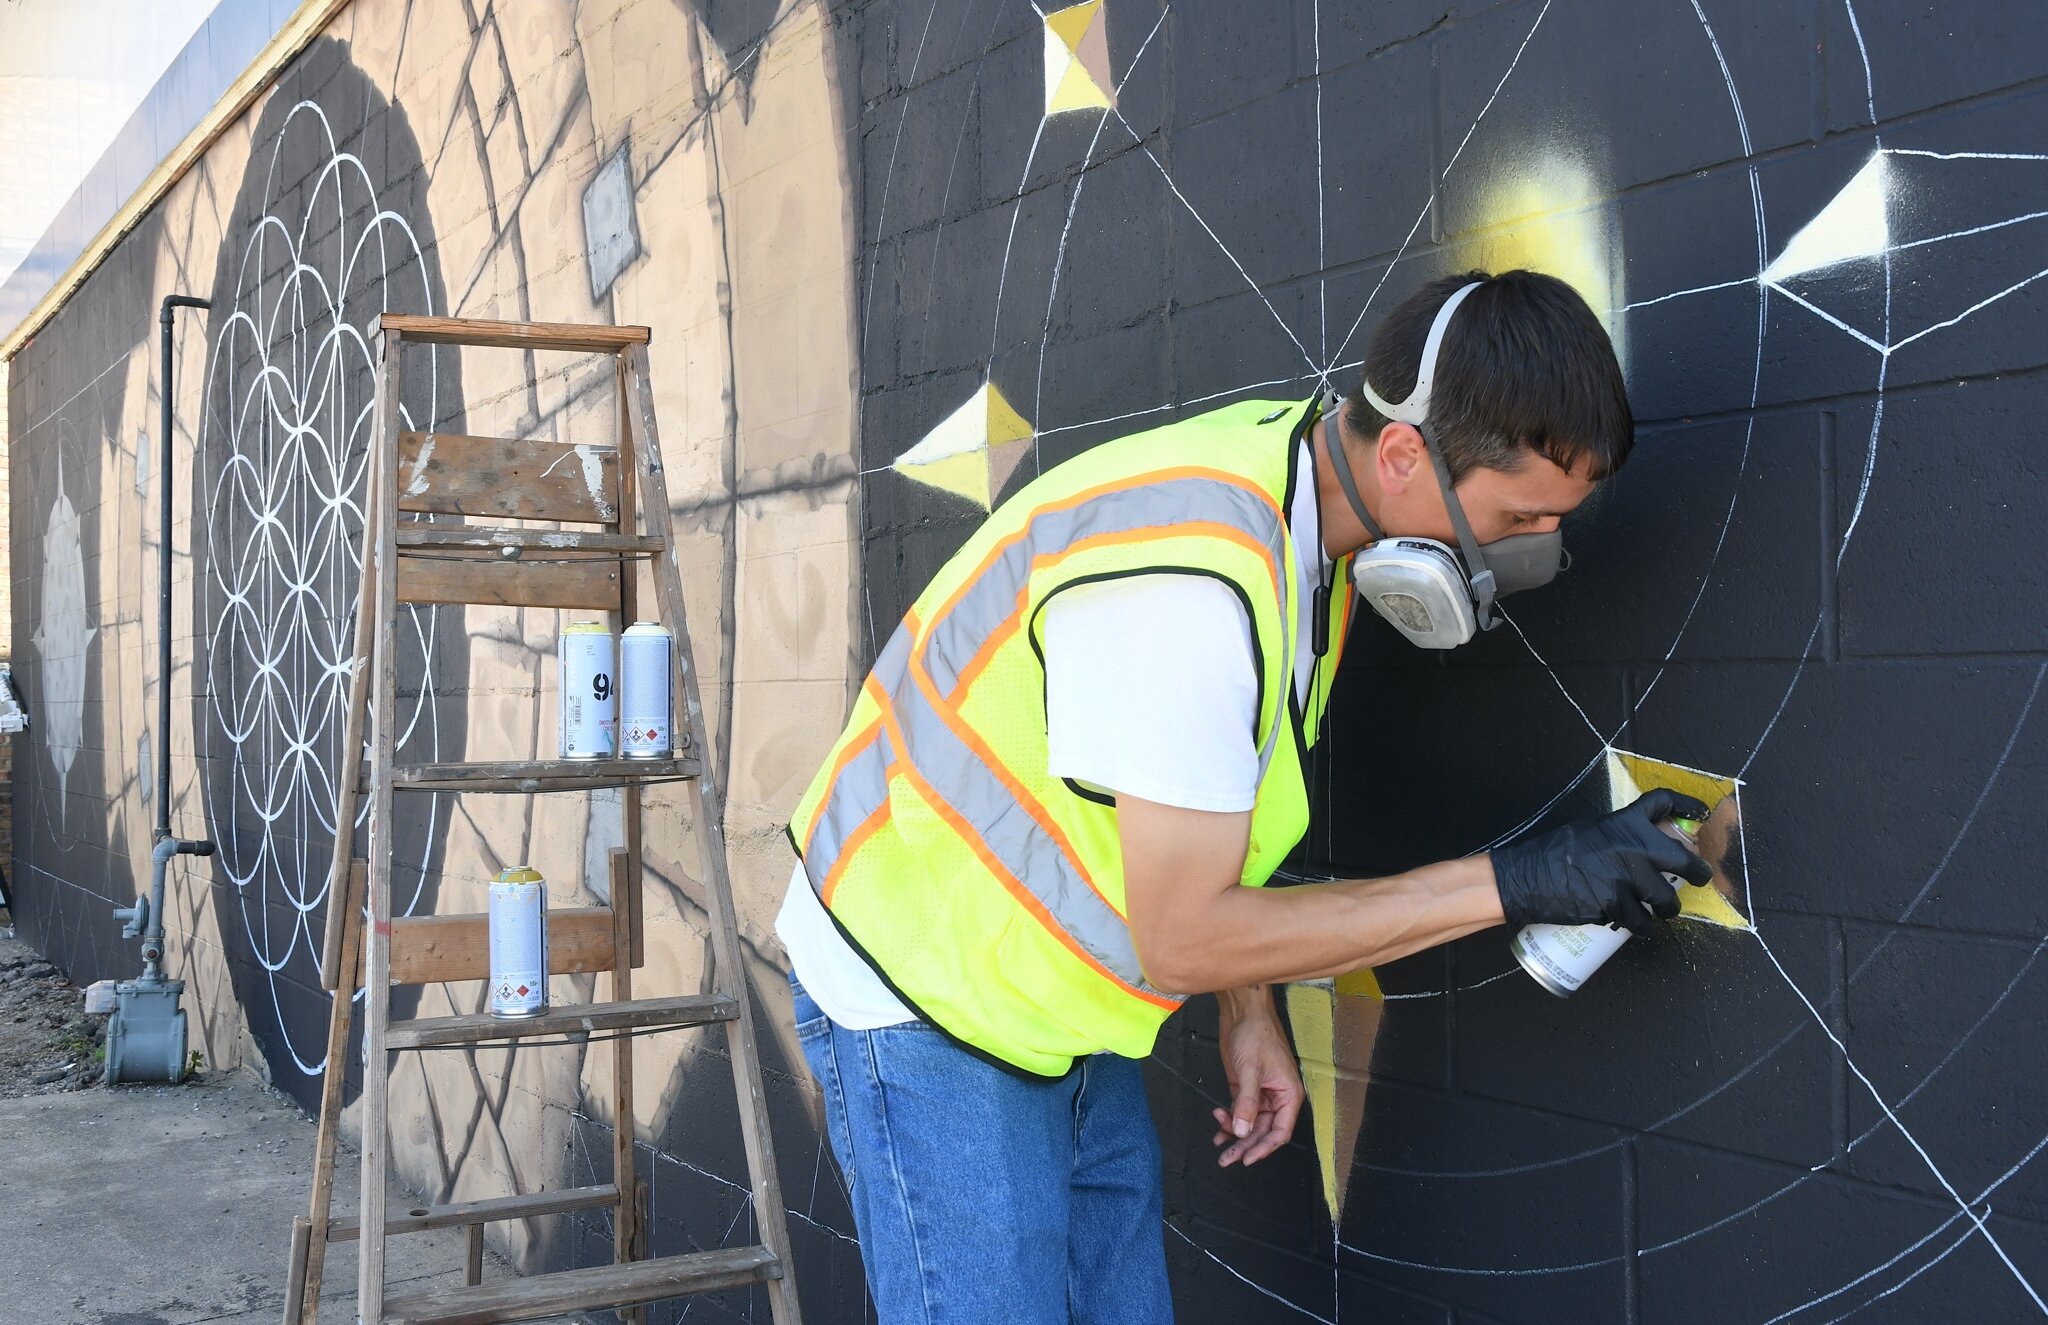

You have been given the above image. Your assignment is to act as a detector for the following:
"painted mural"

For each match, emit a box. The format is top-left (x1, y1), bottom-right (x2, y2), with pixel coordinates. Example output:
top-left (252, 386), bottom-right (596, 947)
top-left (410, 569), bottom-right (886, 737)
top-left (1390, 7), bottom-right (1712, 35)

top-left (8, 1), bottom-right (2048, 1321)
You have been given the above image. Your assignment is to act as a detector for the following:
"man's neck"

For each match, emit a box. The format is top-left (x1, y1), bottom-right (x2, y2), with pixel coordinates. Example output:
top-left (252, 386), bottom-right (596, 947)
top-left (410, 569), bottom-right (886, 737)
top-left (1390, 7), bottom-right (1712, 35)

top-left (1312, 412), bottom-right (1380, 560)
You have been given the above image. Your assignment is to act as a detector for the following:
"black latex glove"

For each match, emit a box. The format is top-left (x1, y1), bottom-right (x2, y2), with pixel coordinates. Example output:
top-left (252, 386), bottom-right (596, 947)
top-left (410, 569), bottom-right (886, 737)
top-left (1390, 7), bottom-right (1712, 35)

top-left (1492, 789), bottom-right (1715, 936)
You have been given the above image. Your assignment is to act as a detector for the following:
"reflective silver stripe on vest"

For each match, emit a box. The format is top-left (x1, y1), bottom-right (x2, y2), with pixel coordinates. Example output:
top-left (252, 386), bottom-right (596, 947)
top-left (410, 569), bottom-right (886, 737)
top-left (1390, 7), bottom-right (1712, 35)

top-left (921, 475), bottom-right (1289, 697)
top-left (800, 627), bottom-right (909, 878)
top-left (807, 619), bottom-right (1170, 997)
top-left (921, 474), bottom-right (1292, 778)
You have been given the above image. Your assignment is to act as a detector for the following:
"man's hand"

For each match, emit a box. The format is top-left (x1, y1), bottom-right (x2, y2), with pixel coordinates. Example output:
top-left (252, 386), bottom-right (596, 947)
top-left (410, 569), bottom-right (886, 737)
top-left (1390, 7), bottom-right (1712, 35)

top-left (1490, 789), bottom-right (1714, 936)
top-left (1211, 985), bottom-right (1302, 1168)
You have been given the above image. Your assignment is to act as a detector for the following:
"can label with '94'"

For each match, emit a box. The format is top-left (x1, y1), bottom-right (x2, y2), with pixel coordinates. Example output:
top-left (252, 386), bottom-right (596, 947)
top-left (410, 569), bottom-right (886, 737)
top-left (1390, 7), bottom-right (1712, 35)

top-left (559, 622), bottom-right (616, 759)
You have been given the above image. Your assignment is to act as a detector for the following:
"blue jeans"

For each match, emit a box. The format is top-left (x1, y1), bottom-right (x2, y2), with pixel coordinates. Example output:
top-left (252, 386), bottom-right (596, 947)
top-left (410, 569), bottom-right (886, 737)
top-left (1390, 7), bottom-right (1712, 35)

top-left (791, 976), bottom-right (1173, 1324)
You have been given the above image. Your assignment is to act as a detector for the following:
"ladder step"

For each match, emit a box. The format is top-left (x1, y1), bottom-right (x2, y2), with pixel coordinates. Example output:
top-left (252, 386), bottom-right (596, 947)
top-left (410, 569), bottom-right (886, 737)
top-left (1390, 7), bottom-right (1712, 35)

top-left (389, 907), bottom-right (623, 986)
top-left (387, 994), bottom-right (737, 1050)
top-left (396, 528), bottom-right (666, 557)
top-left (383, 1244), bottom-right (777, 1325)
top-left (328, 1184), bottom-right (620, 1240)
top-left (397, 429), bottom-right (621, 523)
top-left (378, 313), bottom-right (651, 355)
top-left (383, 757), bottom-right (699, 793)
top-left (398, 555), bottom-right (621, 611)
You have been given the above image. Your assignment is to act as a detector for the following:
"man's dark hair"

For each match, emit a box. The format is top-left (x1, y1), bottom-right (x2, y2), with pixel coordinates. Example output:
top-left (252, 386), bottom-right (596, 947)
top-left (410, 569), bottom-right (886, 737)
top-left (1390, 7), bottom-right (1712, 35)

top-left (1344, 269), bottom-right (1632, 482)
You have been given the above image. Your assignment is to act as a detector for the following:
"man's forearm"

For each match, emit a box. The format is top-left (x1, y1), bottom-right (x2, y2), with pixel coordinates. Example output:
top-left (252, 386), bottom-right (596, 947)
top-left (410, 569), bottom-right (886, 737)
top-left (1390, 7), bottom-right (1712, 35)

top-left (1149, 857), bottom-right (1504, 994)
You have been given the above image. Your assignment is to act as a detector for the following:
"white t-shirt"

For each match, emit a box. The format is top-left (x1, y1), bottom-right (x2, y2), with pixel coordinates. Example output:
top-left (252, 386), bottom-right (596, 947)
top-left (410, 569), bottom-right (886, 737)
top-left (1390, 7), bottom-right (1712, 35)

top-left (776, 426), bottom-right (1331, 1028)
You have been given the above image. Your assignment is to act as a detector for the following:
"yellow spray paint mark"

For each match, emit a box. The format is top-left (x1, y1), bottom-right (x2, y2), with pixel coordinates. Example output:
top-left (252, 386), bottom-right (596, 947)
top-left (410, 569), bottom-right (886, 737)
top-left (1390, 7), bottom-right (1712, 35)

top-left (1288, 974), bottom-right (1384, 1223)
top-left (1472, 155), bottom-right (1623, 363)
top-left (1606, 747), bottom-right (1750, 929)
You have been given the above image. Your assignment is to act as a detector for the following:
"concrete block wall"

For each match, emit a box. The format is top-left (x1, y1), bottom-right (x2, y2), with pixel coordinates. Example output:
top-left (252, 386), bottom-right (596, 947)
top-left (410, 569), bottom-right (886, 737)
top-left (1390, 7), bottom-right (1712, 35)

top-left (853, 2), bottom-right (2048, 1321)
top-left (6, 0), bottom-right (2045, 1319)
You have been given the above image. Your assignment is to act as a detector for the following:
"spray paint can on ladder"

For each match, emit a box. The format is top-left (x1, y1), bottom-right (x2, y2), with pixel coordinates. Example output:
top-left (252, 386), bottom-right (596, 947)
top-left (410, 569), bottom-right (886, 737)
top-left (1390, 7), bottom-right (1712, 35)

top-left (559, 622), bottom-right (616, 759)
top-left (488, 866), bottom-right (549, 1018)
top-left (1511, 816), bottom-right (1702, 997)
top-left (620, 622), bottom-right (673, 759)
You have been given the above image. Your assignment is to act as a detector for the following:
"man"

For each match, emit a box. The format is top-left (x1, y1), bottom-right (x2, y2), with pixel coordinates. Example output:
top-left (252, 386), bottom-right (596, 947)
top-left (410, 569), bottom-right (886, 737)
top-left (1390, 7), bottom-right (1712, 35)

top-left (776, 269), bottom-right (1711, 1323)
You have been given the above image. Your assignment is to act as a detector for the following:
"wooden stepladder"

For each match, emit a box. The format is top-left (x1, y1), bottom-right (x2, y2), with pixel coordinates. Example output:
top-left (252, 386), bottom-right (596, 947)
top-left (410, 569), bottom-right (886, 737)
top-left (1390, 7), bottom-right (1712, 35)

top-left (281, 315), bottom-right (802, 1325)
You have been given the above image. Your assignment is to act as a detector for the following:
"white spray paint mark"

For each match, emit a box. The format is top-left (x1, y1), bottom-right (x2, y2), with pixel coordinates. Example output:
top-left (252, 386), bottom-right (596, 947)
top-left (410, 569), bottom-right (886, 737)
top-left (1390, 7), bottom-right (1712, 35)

top-left (403, 434), bottom-right (436, 496)
top-left (575, 444), bottom-right (616, 519)
top-left (31, 453), bottom-right (95, 827)
top-left (1762, 152), bottom-right (1890, 282)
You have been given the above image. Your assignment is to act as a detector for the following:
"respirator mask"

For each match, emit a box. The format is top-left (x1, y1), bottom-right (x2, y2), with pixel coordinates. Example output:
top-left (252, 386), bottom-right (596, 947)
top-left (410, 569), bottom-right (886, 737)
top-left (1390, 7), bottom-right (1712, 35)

top-left (1325, 282), bottom-right (1567, 649)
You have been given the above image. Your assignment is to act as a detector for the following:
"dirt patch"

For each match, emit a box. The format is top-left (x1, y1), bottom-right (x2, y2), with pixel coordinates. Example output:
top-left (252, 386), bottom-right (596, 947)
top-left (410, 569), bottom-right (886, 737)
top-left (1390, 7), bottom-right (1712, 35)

top-left (0, 925), bottom-right (110, 1096)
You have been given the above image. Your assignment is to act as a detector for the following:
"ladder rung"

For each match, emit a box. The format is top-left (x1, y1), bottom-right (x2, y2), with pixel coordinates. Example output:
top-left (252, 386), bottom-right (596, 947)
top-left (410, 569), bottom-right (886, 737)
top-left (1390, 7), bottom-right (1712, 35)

top-left (328, 1184), bottom-right (620, 1240)
top-left (396, 529), bottom-right (666, 556)
top-left (378, 313), bottom-right (651, 354)
top-left (389, 907), bottom-right (622, 985)
top-left (398, 556), bottom-right (621, 611)
top-left (383, 757), bottom-right (699, 793)
top-left (383, 1245), bottom-right (777, 1325)
top-left (397, 430), bottom-right (620, 523)
top-left (386, 994), bottom-right (737, 1050)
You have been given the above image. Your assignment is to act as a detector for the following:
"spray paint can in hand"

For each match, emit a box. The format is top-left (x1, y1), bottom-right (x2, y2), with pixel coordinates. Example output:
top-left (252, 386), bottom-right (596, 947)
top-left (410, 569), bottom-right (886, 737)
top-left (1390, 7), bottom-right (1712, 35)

top-left (1511, 816), bottom-right (1702, 997)
top-left (620, 622), bottom-right (673, 759)
top-left (559, 622), bottom-right (616, 760)
top-left (488, 866), bottom-right (549, 1018)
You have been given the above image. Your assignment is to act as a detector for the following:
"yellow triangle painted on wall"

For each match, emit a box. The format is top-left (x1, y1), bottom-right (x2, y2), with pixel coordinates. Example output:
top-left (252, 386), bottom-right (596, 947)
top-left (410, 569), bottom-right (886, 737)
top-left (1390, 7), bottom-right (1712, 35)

top-left (984, 383), bottom-right (1033, 445)
top-left (896, 449), bottom-right (990, 507)
top-left (1045, 0), bottom-right (1101, 51)
top-left (1286, 982), bottom-right (1344, 1222)
top-left (1048, 56), bottom-right (1113, 113)
top-left (1335, 967), bottom-right (1383, 1000)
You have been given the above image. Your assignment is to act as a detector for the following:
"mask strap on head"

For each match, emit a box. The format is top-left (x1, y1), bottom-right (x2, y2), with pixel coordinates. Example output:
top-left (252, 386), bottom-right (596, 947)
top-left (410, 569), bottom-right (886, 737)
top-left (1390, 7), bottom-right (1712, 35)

top-left (1355, 281), bottom-right (1503, 629)
top-left (1318, 387), bottom-right (1384, 544)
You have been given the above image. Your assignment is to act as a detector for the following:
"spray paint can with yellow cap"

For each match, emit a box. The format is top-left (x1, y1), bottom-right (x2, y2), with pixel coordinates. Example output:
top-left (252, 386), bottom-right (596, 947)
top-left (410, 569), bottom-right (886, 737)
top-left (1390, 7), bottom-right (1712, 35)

top-left (1511, 816), bottom-right (1702, 997)
top-left (488, 866), bottom-right (549, 1018)
top-left (558, 622), bottom-right (616, 759)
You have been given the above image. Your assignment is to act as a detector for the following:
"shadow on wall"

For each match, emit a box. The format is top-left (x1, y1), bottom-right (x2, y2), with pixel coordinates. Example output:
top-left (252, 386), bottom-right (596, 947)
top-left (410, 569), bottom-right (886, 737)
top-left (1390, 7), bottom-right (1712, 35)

top-left (191, 36), bottom-right (468, 1109)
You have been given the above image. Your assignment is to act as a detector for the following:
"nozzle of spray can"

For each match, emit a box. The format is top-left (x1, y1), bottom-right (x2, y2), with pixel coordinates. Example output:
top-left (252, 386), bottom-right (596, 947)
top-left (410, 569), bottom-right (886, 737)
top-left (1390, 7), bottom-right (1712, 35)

top-left (1510, 815), bottom-right (1701, 998)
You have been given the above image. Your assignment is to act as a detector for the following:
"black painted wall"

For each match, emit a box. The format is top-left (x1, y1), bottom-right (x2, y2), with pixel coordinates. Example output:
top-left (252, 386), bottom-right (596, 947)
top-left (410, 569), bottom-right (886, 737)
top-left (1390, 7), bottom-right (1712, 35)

top-left (853, 2), bottom-right (2048, 1321)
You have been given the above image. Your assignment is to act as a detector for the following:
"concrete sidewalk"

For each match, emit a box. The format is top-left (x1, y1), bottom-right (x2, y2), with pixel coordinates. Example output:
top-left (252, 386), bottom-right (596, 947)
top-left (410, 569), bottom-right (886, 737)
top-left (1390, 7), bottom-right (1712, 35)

top-left (0, 1068), bottom-right (546, 1324)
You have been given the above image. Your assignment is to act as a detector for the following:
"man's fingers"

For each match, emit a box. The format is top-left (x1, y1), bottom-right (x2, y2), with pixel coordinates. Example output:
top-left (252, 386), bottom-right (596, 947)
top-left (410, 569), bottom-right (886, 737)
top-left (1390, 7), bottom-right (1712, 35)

top-left (1243, 1092), bottom-right (1303, 1166)
top-left (1229, 1078), bottom-right (1260, 1140)
top-left (1640, 829), bottom-right (1713, 887)
top-left (1610, 883), bottom-right (1657, 936)
top-left (1634, 788), bottom-right (1711, 824)
top-left (1224, 1106), bottom-right (1282, 1167)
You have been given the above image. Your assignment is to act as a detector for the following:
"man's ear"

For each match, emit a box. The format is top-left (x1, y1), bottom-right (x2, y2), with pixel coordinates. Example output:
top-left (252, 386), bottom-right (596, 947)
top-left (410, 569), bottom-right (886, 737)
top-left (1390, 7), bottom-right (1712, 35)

top-left (1375, 422), bottom-right (1428, 496)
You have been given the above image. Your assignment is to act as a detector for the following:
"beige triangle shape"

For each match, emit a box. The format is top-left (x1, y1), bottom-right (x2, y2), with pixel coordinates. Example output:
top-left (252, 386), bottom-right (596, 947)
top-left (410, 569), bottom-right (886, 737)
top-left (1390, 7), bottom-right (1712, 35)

top-left (986, 437), bottom-right (1031, 501)
top-left (1328, 991), bottom-right (1383, 1222)
top-left (1073, 7), bottom-right (1114, 102)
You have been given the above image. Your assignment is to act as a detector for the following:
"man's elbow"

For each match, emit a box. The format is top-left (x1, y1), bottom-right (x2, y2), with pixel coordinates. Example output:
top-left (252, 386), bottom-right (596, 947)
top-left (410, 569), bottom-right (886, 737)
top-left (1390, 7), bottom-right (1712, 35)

top-left (1134, 930), bottom-right (1229, 996)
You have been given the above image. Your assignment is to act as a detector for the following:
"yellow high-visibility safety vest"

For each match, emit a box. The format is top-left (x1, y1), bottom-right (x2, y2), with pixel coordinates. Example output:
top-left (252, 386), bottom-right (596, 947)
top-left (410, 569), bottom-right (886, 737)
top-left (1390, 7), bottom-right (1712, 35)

top-left (788, 397), bottom-right (1356, 1077)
